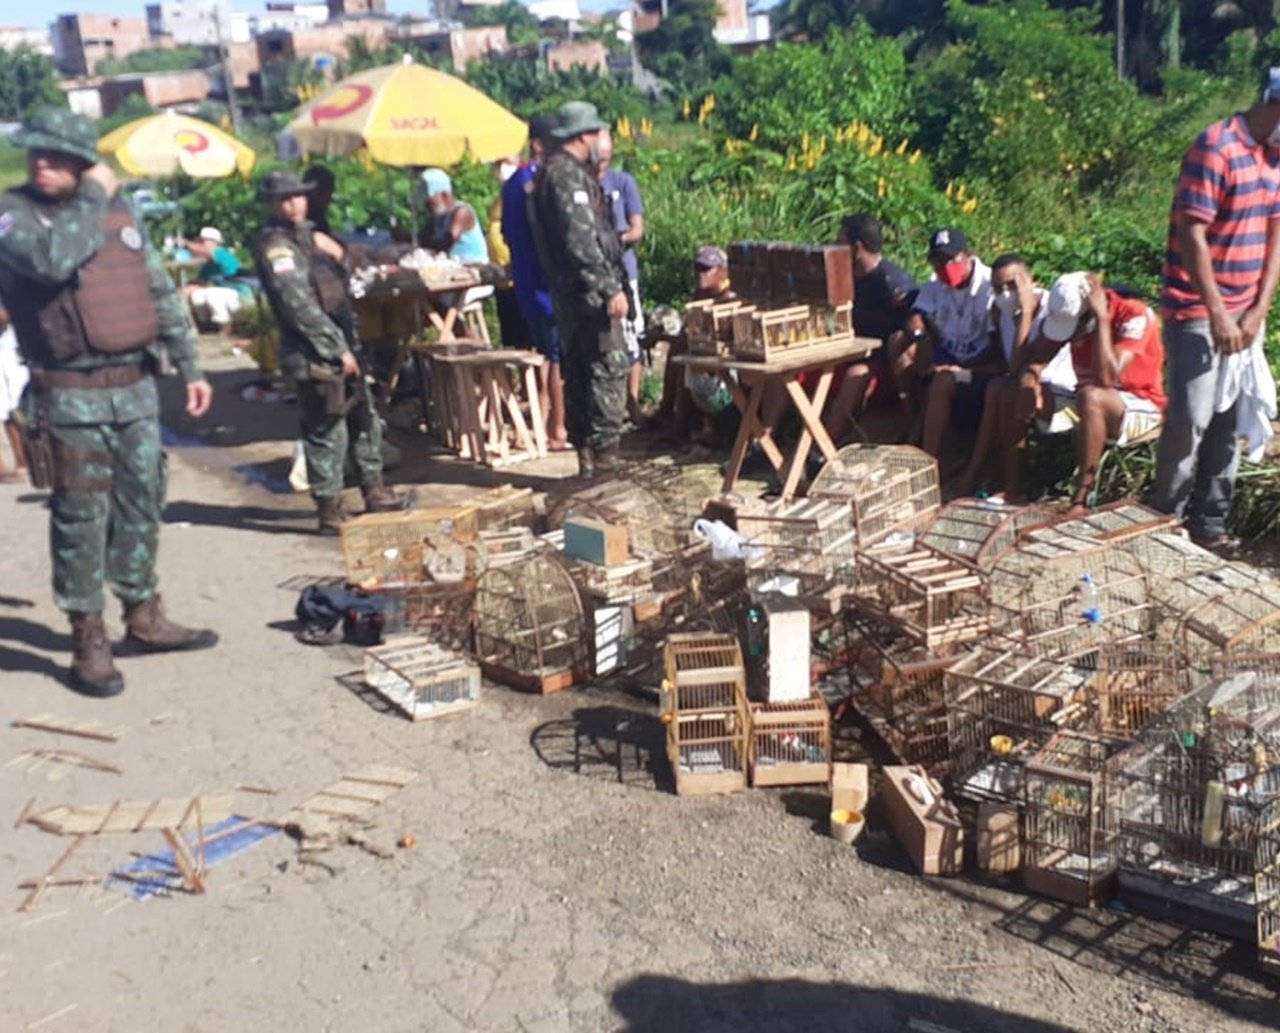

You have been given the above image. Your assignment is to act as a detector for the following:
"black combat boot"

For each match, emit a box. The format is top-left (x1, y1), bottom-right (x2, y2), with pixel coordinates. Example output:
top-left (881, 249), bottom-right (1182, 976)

top-left (316, 495), bottom-right (353, 536)
top-left (362, 480), bottom-right (409, 513)
top-left (123, 595), bottom-right (218, 654)
top-left (593, 444), bottom-right (624, 477)
top-left (577, 446), bottom-right (595, 480)
top-left (68, 613), bottom-right (125, 697)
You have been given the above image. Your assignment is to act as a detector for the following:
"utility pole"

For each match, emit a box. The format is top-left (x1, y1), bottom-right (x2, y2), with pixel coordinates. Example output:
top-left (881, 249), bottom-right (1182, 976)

top-left (213, 4), bottom-right (243, 138)
top-left (1116, 0), bottom-right (1125, 81)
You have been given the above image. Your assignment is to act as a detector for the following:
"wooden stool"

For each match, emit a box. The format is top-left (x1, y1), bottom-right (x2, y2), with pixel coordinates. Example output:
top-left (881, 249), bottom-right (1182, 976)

top-left (430, 349), bottom-right (547, 467)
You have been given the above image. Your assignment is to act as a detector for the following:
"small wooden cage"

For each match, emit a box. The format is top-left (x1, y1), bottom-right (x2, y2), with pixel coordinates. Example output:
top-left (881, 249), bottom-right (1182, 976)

top-left (662, 633), bottom-right (750, 795)
top-left (474, 553), bottom-right (587, 694)
top-left (1091, 640), bottom-right (1195, 739)
top-left (919, 500), bottom-right (1058, 570)
top-left (730, 302), bottom-right (856, 363)
top-left (383, 580), bottom-right (476, 652)
top-left (340, 505), bottom-right (480, 587)
top-left (362, 636), bottom-right (481, 721)
top-left (1024, 731), bottom-right (1127, 906)
top-left (685, 298), bottom-right (750, 356)
top-left (1180, 585), bottom-right (1280, 665)
top-left (850, 542), bottom-right (988, 651)
top-left (807, 444), bottom-right (940, 546)
top-left (1021, 501), bottom-right (1176, 547)
top-left (547, 476), bottom-right (690, 560)
top-left (945, 646), bottom-right (1094, 803)
top-left (735, 497), bottom-right (857, 592)
top-left (749, 694), bottom-right (832, 787)
top-left (1255, 797), bottom-right (1280, 977)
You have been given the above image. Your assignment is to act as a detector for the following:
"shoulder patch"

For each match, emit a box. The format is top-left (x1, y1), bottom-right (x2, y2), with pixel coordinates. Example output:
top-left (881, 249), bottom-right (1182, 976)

top-left (264, 245), bottom-right (293, 260)
top-left (0, 211), bottom-right (13, 239)
top-left (271, 255), bottom-right (297, 274)
top-left (572, 190), bottom-right (590, 205)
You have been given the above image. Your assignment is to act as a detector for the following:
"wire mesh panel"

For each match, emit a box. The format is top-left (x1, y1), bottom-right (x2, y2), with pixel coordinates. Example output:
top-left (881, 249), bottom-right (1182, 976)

top-left (1091, 640), bottom-right (1196, 740)
top-left (547, 476), bottom-right (690, 559)
top-left (807, 444), bottom-right (940, 545)
top-left (945, 646), bottom-right (1094, 804)
top-left (1114, 671), bottom-right (1280, 879)
top-left (850, 542), bottom-right (988, 650)
top-left (1022, 501), bottom-right (1177, 547)
top-left (662, 633), bottom-right (750, 795)
top-left (1180, 585), bottom-right (1280, 665)
top-left (340, 505), bottom-right (480, 587)
top-left (1024, 731), bottom-right (1126, 906)
top-left (919, 500), bottom-right (1058, 570)
top-left (1256, 797), bottom-right (1280, 976)
top-left (362, 636), bottom-right (481, 721)
top-left (465, 485), bottom-right (537, 533)
top-left (749, 695), bottom-right (832, 787)
top-left (384, 581), bottom-right (476, 652)
top-left (736, 497), bottom-right (857, 597)
top-left (474, 553), bottom-right (587, 693)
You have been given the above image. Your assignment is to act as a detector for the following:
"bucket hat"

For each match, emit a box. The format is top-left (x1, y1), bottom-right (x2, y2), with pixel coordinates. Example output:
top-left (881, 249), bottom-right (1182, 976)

top-left (258, 169), bottom-right (317, 200)
top-left (12, 105), bottom-right (100, 166)
top-left (552, 101), bottom-right (606, 141)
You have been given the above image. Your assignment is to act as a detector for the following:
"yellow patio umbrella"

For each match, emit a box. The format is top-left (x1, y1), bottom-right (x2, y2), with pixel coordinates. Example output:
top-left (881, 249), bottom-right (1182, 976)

top-left (98, 110), bottom-right (256, 178)
top-left (286, 58), bottom-right (527, 167)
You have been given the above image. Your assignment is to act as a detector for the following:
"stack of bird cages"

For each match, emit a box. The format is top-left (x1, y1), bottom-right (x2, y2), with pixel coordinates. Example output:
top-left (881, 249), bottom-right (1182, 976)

top-left (1255, 797), bottom-right (1280, 976)
top-left (735, 497), bottom-right (857, 601)
top-left (466, 485), bottom-right (537, 533)
top-left (749, 694), bottom-right (832, 787)
top-left (808, 444), bottom-right (940, 546)
top-left (731, 302), bottom-right (856, 362)
top-left (841, 608), bottom-right (956, 770)
top-left (850, 541), bottom-right (988, 651)
top-left (477, 527), bottom-right (539, 569)
top-left (1022, 501), bottom-right (1177, 547)
top-left (362, 636), bottom-right (480, 721)
top-left (946, 646), bottom-right (1095, 804)
top-left (474, 552), bottom-right (588, 693)
top-left (987, 539), bottom-right (1152, 662)
top-left (1024, 730), bottom-right (1127, 906)
top-left (566, 555), bottom-right (656, 608)
top-left (684, 298), bottom-right (750, 356)
top-left (340, 505), bottom-right (480, 588)
top-left (662, 633), bottom-right (751, 795)
top-left (1091, 640), bottom-right (1195, 739)
top-left (547, 477), bottom-right (689, 559)
top-left (919, 500), bottom-right (1059, 571)
top-left (1114, 670), bottom-right (1280, 882)
top-left (1180, 584), bottom-right (1280, 665)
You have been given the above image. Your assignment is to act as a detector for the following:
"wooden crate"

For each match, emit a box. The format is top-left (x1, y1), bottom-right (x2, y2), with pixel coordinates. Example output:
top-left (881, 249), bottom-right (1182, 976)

top-left (769, 243), bottom-right (855, 307)
top-left (851, 541), bottom-right (988, 650)
top-left (363, 636), bottom-right (480, 721)
top-left (730, 302), bottom-right (854, 363)
top-left (663, 632), bottom-right (750, 795)
top-left (726, 240), bottom-right (778, 302)
top-left (749, 694), bottom-right (832, 787)
top-left (685, 298), bottom-right (751, 356)
top-left (341, 505), bottom-right (479, 587)
top-left (807, 444), bottom-right (940, 546)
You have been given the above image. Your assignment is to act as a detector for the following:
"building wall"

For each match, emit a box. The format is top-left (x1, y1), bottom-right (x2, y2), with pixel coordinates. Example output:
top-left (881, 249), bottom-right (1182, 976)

top-left (545, 39), bottom-right (608, 75)
top-left (256, 19), bottom-right (389, 69)
top-left (0, 26), bottom-right (54, 55)
top-left (52, 14), bottom-right (154, 77)
top-left (326, 0), bottom-right (386, 16)
top-left (147, 0), bottom-right (233, 47)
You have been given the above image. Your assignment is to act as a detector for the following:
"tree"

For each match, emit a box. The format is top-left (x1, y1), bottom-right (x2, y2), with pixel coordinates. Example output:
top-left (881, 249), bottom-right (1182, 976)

top-left (635, 0), bottom-right (731, 94)
top-left (467, 1), bottom-right (542, 46)
top-left (0, 45), bottom-right (62, 120)
top-left (96, 46), bottom-right (208, 76)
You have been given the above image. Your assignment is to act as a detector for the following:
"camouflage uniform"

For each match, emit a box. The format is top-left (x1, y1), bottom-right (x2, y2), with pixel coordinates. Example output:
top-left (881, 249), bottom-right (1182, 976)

top-left (530, 146), bottom-right (629, 453)
top-left (254, 209), bottom-right (384, 502)
top-left (0, 148), bottom-right (201, 618)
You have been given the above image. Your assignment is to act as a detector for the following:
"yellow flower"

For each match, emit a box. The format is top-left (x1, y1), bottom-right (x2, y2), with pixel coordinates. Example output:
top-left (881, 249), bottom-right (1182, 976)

top-left (786, 153), bottom-right (797, 171)
top-left (945, 182), bottom-right (954, 199)
top-left (682, 98), bottom-right (691, 120)
top-left (910, 149), bottom-right (922, 165)
top-left (801, 130), bottom-right (810, 155)
top-left (650, 162), bottom-right (662, 174)
top-left (749, 123), bottom-right (759, 142)
top-left (867, 137), bottom-right (882, 158)
top-left (876, 176), bottom-right (887, 198)
top-left (963, 198), bottom-right (978, 213)
top-left (896, 139), bottom-right (909, 155)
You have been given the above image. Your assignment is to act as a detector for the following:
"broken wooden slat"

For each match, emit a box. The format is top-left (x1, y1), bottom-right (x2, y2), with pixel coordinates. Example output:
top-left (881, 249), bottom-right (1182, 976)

top-left (278, 765), bottom-right (417, 828)
top-left (27, 794), bottom-right (235, 836)
top-left (10, 715), bottom-right (121, 742)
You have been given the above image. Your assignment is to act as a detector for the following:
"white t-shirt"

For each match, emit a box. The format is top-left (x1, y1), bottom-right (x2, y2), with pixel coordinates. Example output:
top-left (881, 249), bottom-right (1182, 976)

top-left (996, 288), bottom-right (1077, 392)
top-left (914, 257), bottom-right (994, 365)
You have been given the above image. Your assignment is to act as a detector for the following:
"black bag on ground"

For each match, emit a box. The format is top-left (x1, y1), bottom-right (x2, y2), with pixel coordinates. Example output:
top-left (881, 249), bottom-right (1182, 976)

top-left (295, 584), bottom-right (386, 645)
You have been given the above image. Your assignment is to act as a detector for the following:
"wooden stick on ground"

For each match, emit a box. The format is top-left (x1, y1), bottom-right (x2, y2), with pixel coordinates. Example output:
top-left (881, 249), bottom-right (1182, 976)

top-left (19, 836), bottom-right (87, 912)
top-left (11, 719), bottom-right (118, 743)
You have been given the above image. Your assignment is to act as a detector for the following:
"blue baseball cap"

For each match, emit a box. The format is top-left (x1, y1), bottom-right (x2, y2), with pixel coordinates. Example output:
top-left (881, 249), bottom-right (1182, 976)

top-left (421, 167), bottom-right (452, 197)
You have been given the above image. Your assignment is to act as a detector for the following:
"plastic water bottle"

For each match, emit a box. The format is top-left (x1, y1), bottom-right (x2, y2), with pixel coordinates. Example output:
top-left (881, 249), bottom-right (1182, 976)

top-left (1078, 574), bottom-right (1102, 624)
top-left (746, 605), bottom-right (766, 657)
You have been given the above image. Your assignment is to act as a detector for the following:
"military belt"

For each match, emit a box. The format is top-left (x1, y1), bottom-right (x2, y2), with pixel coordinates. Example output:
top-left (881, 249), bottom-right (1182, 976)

top-left (31, 364), bottom-right (148, 391)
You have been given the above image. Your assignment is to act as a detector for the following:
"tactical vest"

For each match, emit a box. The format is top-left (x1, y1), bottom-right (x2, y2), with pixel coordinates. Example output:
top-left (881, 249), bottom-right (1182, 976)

top-left (7, 190), bottom-right (160, 367)
top-left (257, 224), bottom-right (348, 321)
top-left (530, 154), bottom-right (623, 304)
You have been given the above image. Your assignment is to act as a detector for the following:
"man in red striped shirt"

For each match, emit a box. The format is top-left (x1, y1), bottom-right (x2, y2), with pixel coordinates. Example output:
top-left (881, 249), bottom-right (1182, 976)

top-left (1148, 70), bottom-right (1280, 554)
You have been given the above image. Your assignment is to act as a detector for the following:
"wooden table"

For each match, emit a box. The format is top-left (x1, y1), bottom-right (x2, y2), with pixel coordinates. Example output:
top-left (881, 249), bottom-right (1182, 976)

top-left (675, 336), bottom-right (879, 500)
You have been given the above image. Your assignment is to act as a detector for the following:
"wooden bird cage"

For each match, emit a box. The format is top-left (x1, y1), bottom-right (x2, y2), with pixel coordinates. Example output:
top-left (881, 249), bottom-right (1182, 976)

top-left (850, 541), bottom-right (988, 651)
top-left (1255, 797), bottom-right (1280, 977)
top-left (362, 637), bottom-right (480, 721)
top-left (1024, 731), bottom-right (1127, 906)
top-left (735, 497), bottom-right (857, 599)
top-left (1180, 585), bottom-right (1280, 666)
top-left (340, 505), bottom-right (480, 587)
top-left (731, 302), bottom-right (855, 362)
top-left (547, 477), bottom-right (690, 560)
top-left (987, 540), bottom-right (1152, 662)
top-left (466, 484), bottom-right (537, 533)
top-left (383, 580), bottom-right (476, 652)
top-left (1114, 670), bottom-right (1280, 880)
top-left (807, 444), bottom-right (940, 546)
top-left (1090, 640), bottom-right (1195, 740)
top-left (662, 633), bottom-right (750, 795)
top-left (685, 298), bottom-right (750, 356)
top-left (1021, 501), bottom-right (1177, 547)
top-left (1120, 530), bottom-right (1225, 582)
top-left (749, 694), bottom-right (832, 787)
top-left (945, 646), bottom-right (1094, 804)
top-left (842, 608), bottom-right (957, 771)
top-left (474, 553), bottom-right (587, 694)
top-left (919, 500), bottom-right (1058, 571)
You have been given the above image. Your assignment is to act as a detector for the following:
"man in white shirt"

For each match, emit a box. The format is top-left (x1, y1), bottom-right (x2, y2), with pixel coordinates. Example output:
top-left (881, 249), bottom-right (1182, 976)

top-left (897, 227), bottom-right (999, 457)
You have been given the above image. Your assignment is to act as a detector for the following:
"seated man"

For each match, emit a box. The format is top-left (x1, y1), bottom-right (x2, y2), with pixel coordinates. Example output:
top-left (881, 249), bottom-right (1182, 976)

top-left (897, 228), bottom-right (998, 457)
top-left (823, 212), bottom-right (918, 444)
top-left (186, 226), bottom-right (247, 336)
top-left (1039, 272), bottom-right (1166, 515)
top-left (417, 168), bottom-right (489, 263)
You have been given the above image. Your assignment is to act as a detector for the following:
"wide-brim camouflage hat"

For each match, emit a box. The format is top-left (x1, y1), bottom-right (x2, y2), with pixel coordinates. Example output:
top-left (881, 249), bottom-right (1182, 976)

top-left (258, 169), bottom-right (317, 200)
top-left (551, 101), bottom-right (606, 140)
top-left (12, 105), bottom-right (100, 166)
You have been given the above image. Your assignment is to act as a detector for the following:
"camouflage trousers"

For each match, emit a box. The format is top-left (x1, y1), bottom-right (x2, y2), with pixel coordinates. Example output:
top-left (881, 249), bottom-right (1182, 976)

top-left (561, 314), bottom-right (629, 451)
top-left (48, 412), bottom-right (166, 615)
top-left (297, 375), bottom-right (384, 499)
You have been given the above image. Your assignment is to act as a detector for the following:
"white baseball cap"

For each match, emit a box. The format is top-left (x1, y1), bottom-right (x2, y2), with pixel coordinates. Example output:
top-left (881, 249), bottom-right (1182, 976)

top-left (1042, 271), bottom-right (1091, 342)
top-left (198, 226), bottom-right (223, 244)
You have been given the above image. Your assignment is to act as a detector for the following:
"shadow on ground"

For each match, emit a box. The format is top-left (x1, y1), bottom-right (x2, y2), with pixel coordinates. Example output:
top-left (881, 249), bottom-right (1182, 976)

top-left (530, 705), bottom-right (673, 793)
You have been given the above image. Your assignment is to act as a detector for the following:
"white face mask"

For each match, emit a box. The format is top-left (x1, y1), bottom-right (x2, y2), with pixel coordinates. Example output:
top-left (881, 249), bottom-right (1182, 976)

top-left (993, 288), bottom-right (1019, 316)
top-left (497, 161), bottom-right (517, 183)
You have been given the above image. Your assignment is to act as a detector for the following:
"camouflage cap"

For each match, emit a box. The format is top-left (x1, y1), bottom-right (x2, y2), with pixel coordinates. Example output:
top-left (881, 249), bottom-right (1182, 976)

top-left (551, 101), bottom-right (606, 140)
top-left (258, 169), bottom-right (317, 201)
top-left (12, 105), bottom-right (100, 166)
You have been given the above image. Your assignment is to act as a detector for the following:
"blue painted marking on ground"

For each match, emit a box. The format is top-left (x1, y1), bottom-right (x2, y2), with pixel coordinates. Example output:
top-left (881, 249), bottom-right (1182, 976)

top-left (106, 816), bottom-right (280, 900)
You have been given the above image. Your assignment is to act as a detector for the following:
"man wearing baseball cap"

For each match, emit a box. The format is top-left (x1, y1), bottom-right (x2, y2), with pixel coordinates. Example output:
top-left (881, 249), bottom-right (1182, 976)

top-left (0, 105), bottom-right (217, 697)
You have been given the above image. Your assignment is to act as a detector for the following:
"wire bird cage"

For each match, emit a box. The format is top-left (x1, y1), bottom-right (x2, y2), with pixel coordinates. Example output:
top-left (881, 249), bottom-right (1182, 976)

top-left (362, 636), bottom-right (480, 721)
top-left (474, 553), bottom-right (588, 694)
top-left (340, 505), bottom-right (480, 587)
top-left (1024, 731), bottom-right (1127, 906)
top-left (749, 695), bottom-right (832, 787)
top-left (736, 497), bottom-right (857, 596)
top-left (945, 646), bottom-right (1094, 804)
top-left (1114, 670), bottom-right (1280, 881)
top-left (1255, 796), bottom-right (1280, 976)
top-left (807, 444), bottom-right (940, 546)
top-left (1179, 584), bottom-right (1280, 665)
top-left (850, 541), bottom-right (988, 651)
top-left (662, 633), bottom-right (751, 795)
top-left (1090, 640), bottom-right (1196, 740)
top-left (547, 475), bottom-right (691, 559)
top-left (1021, 501), bottom-right (1177, 547)
top-left (466, 485), bottom-right (537, 533)
top-left (383, 580), bottom-right (476, 652)
top-left (919, 500), bottom-right (1058, 570)
top-left (841, 608), bottom-right (957, 771)
top-left (987, 539), bottom-right (1152, 662)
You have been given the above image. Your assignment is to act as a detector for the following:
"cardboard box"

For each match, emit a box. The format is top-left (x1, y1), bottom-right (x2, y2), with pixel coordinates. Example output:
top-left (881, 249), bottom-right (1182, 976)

top-left (975, 803), bottom-right (1021, 874)
top-left (761, 594), bottom-right (811, 703)
top-left (563, 517), bottom-right (629, 567)
top-left (831, 762), bottom-right (869, 814)
top-left (881, 765), bottom-right (964, 876)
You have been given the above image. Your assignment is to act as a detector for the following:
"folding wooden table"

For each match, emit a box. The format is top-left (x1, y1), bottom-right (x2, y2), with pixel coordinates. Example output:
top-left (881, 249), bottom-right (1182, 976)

top-left (676, 337), bottom-right (879, 500)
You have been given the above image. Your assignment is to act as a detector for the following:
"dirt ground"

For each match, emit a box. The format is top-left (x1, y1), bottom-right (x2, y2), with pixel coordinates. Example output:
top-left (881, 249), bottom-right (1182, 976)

top-left (2, 346), bottom-right (1279, 1033)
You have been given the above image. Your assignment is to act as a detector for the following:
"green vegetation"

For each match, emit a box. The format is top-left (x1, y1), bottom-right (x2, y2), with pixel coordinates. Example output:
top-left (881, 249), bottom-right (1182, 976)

top-left (97, 46), bottom-right (209, 77)
top-left (0, 45), bottom-right (63, 120)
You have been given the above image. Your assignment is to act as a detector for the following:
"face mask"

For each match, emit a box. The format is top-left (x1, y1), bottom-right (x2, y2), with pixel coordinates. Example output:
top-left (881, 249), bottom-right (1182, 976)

top-left (993, 288), bottom-right (1019, 315)
top-left (939, 259), bottom-right (970, 289)
top-left (587, 140), bottom-right (602, 168)
top-left (498, 161), bottom-right (517, 183)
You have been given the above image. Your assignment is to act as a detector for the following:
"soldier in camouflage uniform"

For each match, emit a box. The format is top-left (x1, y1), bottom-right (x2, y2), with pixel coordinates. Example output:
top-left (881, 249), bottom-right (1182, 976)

top-left (253, 171), bottom-right (404, 534)
top-left (0, 106), bottom-right (219, 698)
top-left (530, 101), bottom-right (631, 479)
